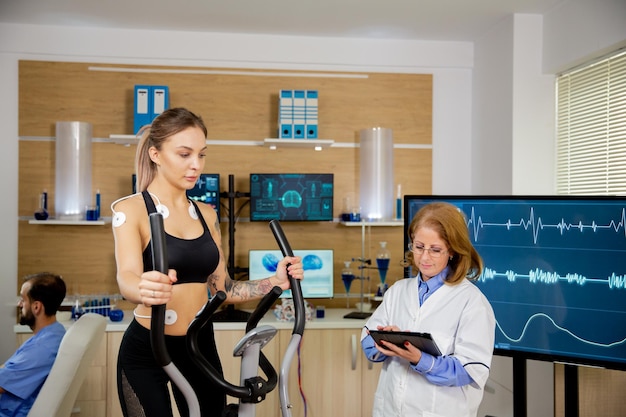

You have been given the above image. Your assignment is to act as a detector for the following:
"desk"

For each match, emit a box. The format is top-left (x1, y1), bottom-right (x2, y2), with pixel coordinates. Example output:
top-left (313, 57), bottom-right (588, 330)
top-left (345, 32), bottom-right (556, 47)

top-left (14, 308), bottom-right (368, 334)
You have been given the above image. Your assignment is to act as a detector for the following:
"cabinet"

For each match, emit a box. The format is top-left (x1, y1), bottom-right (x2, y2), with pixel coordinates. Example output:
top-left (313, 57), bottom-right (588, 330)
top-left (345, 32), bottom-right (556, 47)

top-left (361, 350), bottom-right (383, 414)
top-left (112, 325), bottom-right (380, 417)
top-left (103, 329), bottom-right (281, 417)
top-left (17, 312), bottom-right (375, 417)
top-left (106, 332), bottom-right (123, 417)
top-left (279, 328), bottom-right (381, 417)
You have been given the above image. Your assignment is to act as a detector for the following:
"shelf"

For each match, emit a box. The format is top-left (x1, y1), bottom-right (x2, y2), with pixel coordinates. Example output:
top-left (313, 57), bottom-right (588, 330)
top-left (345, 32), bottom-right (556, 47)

top-left (263, 138), bottom-right (334, 150)
top-left (340, 220), bottom-right (404, 227)
top-left (28, 219), bottom-right (109, 225)
top-left (108, 135), bottom-right (266, 147)
top-left (24, 136), bottom-right (429, 150)
top-left (108, 135), bottom-right (335, 150)
top-left (108, 134), bottom-right (140, 145)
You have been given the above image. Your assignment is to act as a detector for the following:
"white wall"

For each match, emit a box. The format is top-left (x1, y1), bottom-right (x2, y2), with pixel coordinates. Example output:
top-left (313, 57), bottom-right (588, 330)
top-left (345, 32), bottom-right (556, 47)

top-left (471, 1), bottom-right (626, 415)
top-left (471, 12), bottom-right (555, 196)
top-left (472, 15), bottom-right (515, 195)
top-left (472, 0), bottom-right (626, 196)
top-left (511, 15), bottom-right (556, 196)
top-left (0, 48), bottom-right (19, 363)
top-left (433, 68), bottom-right (474, 194)
top-left (543, 0), bottom-right (626, 74)
top-left (0, 23), bottom-right (473, 361)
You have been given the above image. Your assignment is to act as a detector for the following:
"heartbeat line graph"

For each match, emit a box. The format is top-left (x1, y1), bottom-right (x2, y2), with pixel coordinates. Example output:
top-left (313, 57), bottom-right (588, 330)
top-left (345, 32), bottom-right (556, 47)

top-left (480, 267), bottom-right (626, 289)
top-left (496, 312), bottom-right (626, 348)
top-left (466, 206), bottom-right (626, 244)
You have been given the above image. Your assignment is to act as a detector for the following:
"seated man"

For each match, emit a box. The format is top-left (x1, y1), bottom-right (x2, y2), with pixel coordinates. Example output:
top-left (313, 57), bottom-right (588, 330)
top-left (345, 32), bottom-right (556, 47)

top-left (0, 272), bottom-right (67, 417)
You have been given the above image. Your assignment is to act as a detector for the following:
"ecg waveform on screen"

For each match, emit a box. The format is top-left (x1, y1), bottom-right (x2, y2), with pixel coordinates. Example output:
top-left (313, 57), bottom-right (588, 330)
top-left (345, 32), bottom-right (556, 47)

top-left (480, 267), bottom-right (626, 289)
top-left (467, 206), bottom-right (626, 244)
top-left (496, 312), bottom-right (626, 348)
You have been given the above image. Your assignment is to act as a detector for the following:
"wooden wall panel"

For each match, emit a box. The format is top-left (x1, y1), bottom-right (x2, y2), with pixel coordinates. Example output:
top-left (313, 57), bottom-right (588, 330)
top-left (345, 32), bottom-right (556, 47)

top-left (578, 367), bottom-right (626, 416)
top-left (554, 364), bottom-right (626, 417)
top-left (18, 61), bottom-right (432, 144)
top-left (18, 60), bottom-right (432, 308)
top-left (18, 142), bottom-right (430, 301)
top-left (18, 221), bottom-right (117, 296)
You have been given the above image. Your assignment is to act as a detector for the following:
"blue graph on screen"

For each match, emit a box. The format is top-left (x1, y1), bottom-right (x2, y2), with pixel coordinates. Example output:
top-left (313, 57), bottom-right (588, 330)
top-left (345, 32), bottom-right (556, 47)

top-left (405, 196), bottom-right (626, 369)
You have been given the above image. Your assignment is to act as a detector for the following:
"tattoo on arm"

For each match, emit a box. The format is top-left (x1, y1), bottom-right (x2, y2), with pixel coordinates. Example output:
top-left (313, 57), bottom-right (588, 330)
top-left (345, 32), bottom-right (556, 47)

top-left (224, 269), bottom-right (234, 293)
top-left (213, 218), bottom-right (220, 233)
top-left (208, 273), bottom-right (219, 294)
top-left (208, 217), bottom-right (275, 302)
top-left (255, 279), bottom-right (274, 295)
top-left (228, 278), bottom-right (274, 302)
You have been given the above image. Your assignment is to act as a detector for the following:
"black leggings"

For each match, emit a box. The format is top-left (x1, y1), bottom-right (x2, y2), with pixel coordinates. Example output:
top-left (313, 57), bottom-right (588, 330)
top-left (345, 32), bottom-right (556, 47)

top-left (117, 319), bottom-right (226, 417)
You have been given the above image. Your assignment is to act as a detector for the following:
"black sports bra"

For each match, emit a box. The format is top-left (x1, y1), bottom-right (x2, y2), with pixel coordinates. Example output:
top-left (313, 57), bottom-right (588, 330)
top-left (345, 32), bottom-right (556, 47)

top-left (141, 191), bottom-right (220, 285)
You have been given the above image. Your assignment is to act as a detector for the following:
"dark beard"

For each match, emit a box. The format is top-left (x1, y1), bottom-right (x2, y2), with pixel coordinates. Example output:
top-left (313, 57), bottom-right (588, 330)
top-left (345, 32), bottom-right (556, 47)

top-left (19, 310), bottom-right (36, 329)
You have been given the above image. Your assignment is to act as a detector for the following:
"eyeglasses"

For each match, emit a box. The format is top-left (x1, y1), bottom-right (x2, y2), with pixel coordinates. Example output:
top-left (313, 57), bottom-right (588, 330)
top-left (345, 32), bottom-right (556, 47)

top-left (407, 242), bottom-right (447, 259)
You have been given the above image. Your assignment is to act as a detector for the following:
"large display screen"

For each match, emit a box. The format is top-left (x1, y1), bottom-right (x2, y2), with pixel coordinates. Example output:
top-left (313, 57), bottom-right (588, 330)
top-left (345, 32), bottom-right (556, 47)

top-left (404, 195), bottom-right (626, 370)
top-left (249, 173), bottom-right (333, 221)
top-left (249, 249), bottom-right (334, 298)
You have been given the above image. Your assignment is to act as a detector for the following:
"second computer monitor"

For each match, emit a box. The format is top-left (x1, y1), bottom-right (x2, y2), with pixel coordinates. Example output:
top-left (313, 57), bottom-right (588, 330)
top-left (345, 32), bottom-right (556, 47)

top-left (249, 173), bottom-right (333, 222)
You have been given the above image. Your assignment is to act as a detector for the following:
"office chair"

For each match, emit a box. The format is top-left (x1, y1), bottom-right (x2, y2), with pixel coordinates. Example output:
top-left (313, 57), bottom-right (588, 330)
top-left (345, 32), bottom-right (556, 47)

top-left (28, 313), bottom-right (107, 417)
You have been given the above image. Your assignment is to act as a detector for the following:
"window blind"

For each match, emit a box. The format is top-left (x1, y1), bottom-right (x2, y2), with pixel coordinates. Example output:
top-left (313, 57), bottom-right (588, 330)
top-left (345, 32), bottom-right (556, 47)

top-left (556, 49), bottom-right (626, 195)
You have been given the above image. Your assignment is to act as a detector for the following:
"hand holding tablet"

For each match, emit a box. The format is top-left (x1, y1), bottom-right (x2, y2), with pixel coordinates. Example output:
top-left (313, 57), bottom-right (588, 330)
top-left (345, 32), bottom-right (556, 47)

top-left (368, 329), bottom-right (442, 356)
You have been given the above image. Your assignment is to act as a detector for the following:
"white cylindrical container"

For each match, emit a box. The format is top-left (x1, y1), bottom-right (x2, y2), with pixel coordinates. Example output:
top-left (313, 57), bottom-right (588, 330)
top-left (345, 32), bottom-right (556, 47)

top-left (359, 127), bottom-right (394, 221)
top-left (55, 121), bottom-right (92, 220)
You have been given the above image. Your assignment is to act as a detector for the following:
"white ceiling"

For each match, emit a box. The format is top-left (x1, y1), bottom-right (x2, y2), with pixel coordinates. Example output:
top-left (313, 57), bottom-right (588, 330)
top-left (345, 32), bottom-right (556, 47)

top-left (0, 0), bottom-right (564, 42)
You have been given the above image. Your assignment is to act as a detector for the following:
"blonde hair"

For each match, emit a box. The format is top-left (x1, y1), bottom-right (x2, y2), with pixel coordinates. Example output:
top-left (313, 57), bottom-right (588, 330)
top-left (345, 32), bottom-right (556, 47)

top-left (135, 108), bottom-right (207, 192)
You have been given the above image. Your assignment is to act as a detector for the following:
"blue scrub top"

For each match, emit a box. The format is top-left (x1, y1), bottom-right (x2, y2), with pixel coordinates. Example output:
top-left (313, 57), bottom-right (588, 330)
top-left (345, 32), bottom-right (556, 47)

top-left (0, 321), bottom-right (65, 417)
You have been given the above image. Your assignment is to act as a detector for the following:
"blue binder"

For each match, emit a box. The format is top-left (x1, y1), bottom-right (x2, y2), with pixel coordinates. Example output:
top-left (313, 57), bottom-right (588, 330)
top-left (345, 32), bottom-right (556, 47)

top-left (134, 85), bottom-right (169, 134)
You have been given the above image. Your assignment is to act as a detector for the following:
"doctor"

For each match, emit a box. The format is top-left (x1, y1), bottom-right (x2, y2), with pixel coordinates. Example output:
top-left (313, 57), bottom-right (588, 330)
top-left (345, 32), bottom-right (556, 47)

top-left (361, 202), bottom-right (495, 417)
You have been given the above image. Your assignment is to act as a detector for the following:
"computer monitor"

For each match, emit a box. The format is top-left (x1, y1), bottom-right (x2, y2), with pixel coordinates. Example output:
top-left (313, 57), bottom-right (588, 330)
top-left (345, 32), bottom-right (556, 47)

top-left (186, 173), bottom-right (220, 218)
top-left (132, 173), bottom-right (220, 218)
top-left (249, 173), bottom-right (333, 221)
top-left (248, 249), bottom-right (334, 298)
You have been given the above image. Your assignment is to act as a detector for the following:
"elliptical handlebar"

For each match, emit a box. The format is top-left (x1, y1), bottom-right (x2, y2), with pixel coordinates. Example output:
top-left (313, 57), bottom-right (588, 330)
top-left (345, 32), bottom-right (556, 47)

top-left (268, 220), bottom-right (305, 337)
top-left (268, 220), bottom-right (305, 417)
top-left (149, 213), bottom-right (171, 367)
top-left (186, 287), bottom-right (283, 400)
top-left (151, 216), bottom-right (304, 417)
top-left (149, 212), bottom-right (201, 417)
top-left (246, 286), bottom-right (283, 333)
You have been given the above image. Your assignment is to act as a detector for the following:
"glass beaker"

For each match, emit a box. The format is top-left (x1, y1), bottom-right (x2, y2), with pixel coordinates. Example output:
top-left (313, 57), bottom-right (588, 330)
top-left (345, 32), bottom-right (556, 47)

top-left (341, 261), bottom-right (355, 308)
top-left (376, 241), bottom-right (391, 285)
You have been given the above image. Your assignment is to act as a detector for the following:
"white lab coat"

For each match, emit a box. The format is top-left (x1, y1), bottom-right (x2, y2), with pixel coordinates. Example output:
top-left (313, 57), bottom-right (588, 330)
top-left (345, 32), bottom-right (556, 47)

top-left (362, 277), bottom-right (495, 417)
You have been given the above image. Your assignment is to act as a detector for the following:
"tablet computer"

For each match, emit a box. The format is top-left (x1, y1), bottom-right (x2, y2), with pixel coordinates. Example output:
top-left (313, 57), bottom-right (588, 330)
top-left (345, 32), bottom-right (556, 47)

top-left (368, 330), bottom-right (442, 356)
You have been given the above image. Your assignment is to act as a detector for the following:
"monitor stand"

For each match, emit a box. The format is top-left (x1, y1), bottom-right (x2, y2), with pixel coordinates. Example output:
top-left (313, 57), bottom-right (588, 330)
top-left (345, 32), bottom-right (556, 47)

top-left (343, 311), bottom-right (372, 319)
